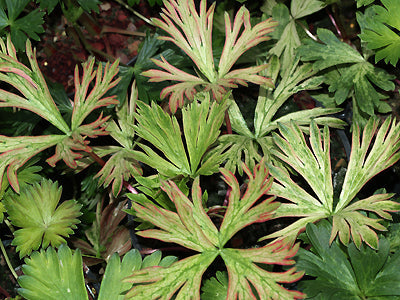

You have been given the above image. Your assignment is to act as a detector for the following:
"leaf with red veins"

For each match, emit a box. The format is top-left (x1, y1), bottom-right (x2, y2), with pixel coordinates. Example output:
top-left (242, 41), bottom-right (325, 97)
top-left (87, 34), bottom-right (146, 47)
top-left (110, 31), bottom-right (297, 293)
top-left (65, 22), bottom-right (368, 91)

top-left (0, 135), bottom-right (65, 192)
top-left (71, 58), bottom-right (120, 130)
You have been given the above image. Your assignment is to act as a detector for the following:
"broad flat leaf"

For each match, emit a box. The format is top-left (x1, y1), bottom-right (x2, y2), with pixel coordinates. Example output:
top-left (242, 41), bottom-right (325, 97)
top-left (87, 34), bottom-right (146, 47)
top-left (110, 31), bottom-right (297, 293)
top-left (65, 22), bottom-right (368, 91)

top-left (358, 0), bottom-right (400, 66)
top-left (124, 162), bottom-right (304, 299)
top-left (98, 249), bottom-right (177, 300)
top-left (133, 93), bottom-right (228, 178)
top-left (290, 0), bottom-right (326, 19)
top-left (296, 221), bottom-right (400, 299)
top-left (201, 271), bottom-right (228, 300)
top-left (17, 245), bottom-right (88, 300)
top-left (263, 118), bottom-right (400, 248)
top-left (0, 201), bottom-right (4, 222)
top-left (36, 0), bottom-right (59, 13)
top-left (356, 0), bottom-right (374, 7)
top-left (3, 179), bottom-right (82, 257)
top-left (298, 28), bottom-right (395, 116)
top-left (76, 0), bottom-right (100, 13)
top-left (0, 0), bottom-right (45, 50)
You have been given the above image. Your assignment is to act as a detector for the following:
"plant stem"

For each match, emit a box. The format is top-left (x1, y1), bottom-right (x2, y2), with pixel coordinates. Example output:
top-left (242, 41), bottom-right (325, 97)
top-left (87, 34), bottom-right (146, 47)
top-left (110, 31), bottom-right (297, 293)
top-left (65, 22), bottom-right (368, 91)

top-left (113, 0), bottom-right (155, 26)
top-left (0, 237), bottom-right (18, 281)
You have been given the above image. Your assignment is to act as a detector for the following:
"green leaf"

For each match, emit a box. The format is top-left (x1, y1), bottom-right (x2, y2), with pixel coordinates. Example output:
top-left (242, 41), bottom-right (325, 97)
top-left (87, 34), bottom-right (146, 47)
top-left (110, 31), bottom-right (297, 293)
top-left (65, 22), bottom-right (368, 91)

top-left (125, 162), bottom-right (304, 299)
top-left (0, 0), bottom-right (44, 50)
top-left (0, 135), bottom-right (64, 192)
top-left (133, 93), bottom-right (228, 178)
top-left (98, 249), bottom-right (177, 300)
top-left (201, 271), bottom-right (228, 300)
top-left (0, 201), bottom-right (5, 222)
top-left (211, 58), bottom-right (345, 175)
top-left (36, 0), bottom-right (59, 13)
top-left (76, 0), bottom-right (100, 13)
top-left (296, 221), bottom-right (400, 299)
top-left (358, 0), bottom-right (400, 65)
top-left (263, 118), bottom-right (400, 248)
top-left (17, 245), bottom-right (88, 300)
top-left (3, 179), bottom-right (82, 257)
top-left (298, 28), bottom-right (395, 116)
top-left (71, 58), bottom-right (120, 130)
top-left (290, 0), bottom-right (326, 19)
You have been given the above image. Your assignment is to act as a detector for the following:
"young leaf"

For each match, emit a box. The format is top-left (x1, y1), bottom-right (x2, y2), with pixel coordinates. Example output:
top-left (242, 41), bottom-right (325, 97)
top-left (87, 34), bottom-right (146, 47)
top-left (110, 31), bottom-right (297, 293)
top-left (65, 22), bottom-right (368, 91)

top-left (133, 93), bottom-right (228, 178)
top-left (298, 28), bottom-right (395, 117)
top-left (124, 162), bottom-right (304, 299)
top-left (263, 118), bottom-right (400, 248)
top-left (358, 0), bottom-right (400, 66)
top-left (296, 221), bottom-right (400, 299)
top-left (17, 245), bottom-right (88, 300)
top-left (0, 0), bottom-right (45, 50)
top-left (142, 0), bottom-right (276, 111)
top-left (3, 179), bottom-right (82, 257)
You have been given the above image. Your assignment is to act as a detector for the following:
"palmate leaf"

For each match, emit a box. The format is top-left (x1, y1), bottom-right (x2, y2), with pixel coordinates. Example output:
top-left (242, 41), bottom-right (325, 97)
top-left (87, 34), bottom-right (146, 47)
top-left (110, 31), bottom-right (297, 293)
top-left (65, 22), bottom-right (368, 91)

top-left (0, 0), bottom-right (45, 50)
top-left (17, 245), bottom-right (88, 300)
top-left (263, 117), bottom-right (400, 249)
top-left (133, 93), bottom-right (228, 178)
top-left (296, 221), bottom-right (400, 299)
top-left (94, 82), bottom-right (142, 196)
top-left (358, 0), bottom-right (400, 66)
top-left (298, 28), bottom-right (395, 117)
top-left (17, 245), bottom-right (177, 300)
top-left (142, 0), bottom-right (276, 112)
top-left (0, 37), bottom-right (121, 191)
top-left (209, 57), bottom-right (345, 175)
top-left (3, 179), bottom-right (82, 257)
top-left (124, 162), bottom-right (304, 299)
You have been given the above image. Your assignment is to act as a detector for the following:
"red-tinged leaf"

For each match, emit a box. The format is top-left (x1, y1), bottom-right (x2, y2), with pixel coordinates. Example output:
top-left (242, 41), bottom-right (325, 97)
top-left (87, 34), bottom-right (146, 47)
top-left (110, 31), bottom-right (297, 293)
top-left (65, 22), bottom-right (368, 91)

top-left (124, 252), bottom-right (218, 299)
top-left (0, 37), bottom-right (70, 133)
top-left (134, 178), bottom-right (217, 252)
top-left (0, 135), bottom-right (64, 192)
top-left (218, 161), bottom-right (278, 246)
top-left (76, 112), bottom-right (110, 138)
top-left (71, 58), bottom-right (120, 130)
top-left (46, 136), bottom-right (87, 168)
top-left (95, 148), bottom-right (142, 196)
top-left (129, 162), bottom-right (302, 298)
top-left (220, 243), bottom-right (305, 299)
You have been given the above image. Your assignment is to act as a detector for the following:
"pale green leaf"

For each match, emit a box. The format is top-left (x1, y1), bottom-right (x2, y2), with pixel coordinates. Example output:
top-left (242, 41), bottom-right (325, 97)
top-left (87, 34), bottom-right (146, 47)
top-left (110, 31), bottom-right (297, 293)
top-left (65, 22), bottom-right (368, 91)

top-left (263, 118), bottom-right (400, 248)
top-left (221, 244), bottom-right (304, 299)
top-left (0, 37), bottom-right (69, 133)
top-left (3, 179), bottom-right (82, 257)
top-left (0, 134), bottom-right (64, 192)
top-left (71, 58), bottom-right (120, 130)
top-left (17, 245), bottom-right (88, 300)
top-left (290, 0), bottom-right (326, 19)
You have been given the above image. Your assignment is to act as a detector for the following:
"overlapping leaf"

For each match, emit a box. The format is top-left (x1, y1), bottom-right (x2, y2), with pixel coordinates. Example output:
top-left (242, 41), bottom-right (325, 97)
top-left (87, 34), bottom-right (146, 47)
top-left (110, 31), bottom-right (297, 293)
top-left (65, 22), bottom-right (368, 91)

top-left (0, 37), bottom-right (121, 191)
top-left (296, 221), bottom-right (400, 299)
top-left (298, 28), bottom-right (395, 118)
top-left (3, 179), bottom-right (82, 257)
top-left (209, 57), bottom-right (345, 175)
top-left (142, 0), bottom-right (276, 112)
top-left (263, 118), bottom-right (400, 248)
top-left (17, 245), bottom-right (177, 300)
top-left (133, 93), bottom-right (228, 178)
top-left (124, 162), bottom-right (304, 299)
top-left (358, 0), bottom-right (400, 66)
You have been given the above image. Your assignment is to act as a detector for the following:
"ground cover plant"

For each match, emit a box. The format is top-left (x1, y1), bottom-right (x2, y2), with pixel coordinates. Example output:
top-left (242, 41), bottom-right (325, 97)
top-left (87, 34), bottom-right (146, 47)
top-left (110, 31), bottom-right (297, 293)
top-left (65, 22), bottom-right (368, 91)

top-left (0, 0), bottom-right (400, 299)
